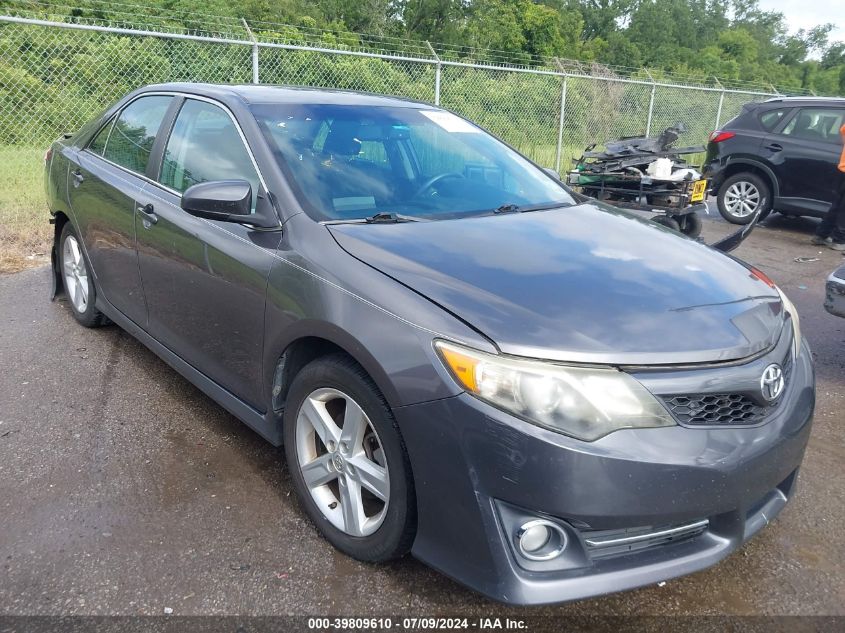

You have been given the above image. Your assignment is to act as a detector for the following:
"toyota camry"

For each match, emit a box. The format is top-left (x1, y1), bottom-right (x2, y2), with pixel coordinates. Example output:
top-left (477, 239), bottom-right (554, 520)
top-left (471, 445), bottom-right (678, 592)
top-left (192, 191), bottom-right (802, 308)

top-left (44, 84), bottom-right (815, 604)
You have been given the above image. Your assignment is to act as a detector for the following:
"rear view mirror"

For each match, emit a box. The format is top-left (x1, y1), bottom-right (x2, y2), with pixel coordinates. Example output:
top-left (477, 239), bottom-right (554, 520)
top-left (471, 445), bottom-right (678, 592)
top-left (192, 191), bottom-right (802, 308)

top-left (181, 180), bottom-right (252, 222)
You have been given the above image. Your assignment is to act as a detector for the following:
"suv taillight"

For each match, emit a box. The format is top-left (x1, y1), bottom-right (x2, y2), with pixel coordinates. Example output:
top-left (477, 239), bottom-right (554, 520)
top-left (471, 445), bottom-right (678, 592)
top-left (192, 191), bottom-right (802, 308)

top-left (709, 131), bottom-right (735, 143)
top-left (44, 147), bottom-right (52, 165)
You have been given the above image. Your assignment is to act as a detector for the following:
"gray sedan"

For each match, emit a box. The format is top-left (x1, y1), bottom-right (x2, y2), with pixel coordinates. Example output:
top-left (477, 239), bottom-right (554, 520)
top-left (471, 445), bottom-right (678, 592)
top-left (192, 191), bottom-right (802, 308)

top-left (44, 83), bottom-right (814, 604)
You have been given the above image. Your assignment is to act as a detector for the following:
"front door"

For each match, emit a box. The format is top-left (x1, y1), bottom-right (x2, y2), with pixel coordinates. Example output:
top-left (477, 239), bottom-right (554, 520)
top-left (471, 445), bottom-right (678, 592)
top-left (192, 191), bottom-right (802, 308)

top-left (67, 95), bottom-right (173, 326)
top-left (135, 98), bottom-right (279, 409)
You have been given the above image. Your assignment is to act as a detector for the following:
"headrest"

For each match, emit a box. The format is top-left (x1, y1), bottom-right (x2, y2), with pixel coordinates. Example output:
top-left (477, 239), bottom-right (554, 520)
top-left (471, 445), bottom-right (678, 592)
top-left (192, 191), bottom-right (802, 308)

top-left (323, 120), bottom-right (362, 157)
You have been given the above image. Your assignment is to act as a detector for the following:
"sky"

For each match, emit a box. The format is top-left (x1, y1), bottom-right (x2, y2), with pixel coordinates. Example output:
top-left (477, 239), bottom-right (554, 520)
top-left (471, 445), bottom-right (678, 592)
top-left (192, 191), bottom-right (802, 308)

top-left (757, 0), bottom-right (845, 45)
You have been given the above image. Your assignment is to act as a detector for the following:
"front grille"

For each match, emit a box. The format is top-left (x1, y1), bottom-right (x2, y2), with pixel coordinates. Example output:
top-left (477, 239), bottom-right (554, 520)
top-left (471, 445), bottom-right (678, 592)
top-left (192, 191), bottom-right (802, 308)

top-left (662, 393), bottom-right (767, 426)
top-left (659, 345), bottom-right (795, 427)
top-left (583, 519), bottom-right (709, 560)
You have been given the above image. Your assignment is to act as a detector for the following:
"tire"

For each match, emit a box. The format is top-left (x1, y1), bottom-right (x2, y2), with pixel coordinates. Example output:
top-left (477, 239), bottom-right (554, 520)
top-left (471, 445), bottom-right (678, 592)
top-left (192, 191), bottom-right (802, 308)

top-left (717, 172), bottom-right (772, 225)
top-left (59, 223), bottom-right (108, 328)
top-left (652, 215), bottom-right (680, 231)
top-left (676, 212), bottom-right (702, 238)
top-left (283, 353), bottom-right (416, 562)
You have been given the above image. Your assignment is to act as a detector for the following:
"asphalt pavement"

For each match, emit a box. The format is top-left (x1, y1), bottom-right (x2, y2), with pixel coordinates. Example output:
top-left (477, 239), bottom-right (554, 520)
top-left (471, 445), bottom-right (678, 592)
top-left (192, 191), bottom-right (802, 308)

top-left (1, 210), bottom-right (843, 618)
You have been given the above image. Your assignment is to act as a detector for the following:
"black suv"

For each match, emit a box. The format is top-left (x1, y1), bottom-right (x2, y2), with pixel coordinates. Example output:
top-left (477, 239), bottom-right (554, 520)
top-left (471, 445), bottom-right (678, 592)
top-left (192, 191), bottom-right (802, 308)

top-left (704, 97), bottom-right (845, 224)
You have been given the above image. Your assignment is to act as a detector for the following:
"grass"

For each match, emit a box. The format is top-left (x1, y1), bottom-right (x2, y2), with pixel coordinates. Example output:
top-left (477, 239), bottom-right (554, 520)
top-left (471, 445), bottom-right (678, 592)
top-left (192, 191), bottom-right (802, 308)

top-left (0, 146), bottom-right (51, 274)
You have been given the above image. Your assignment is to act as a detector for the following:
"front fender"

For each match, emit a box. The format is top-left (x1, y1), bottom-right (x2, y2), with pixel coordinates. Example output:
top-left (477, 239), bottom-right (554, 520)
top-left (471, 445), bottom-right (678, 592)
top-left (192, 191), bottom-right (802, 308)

top-left (260, 213), bottom-right (493, 412)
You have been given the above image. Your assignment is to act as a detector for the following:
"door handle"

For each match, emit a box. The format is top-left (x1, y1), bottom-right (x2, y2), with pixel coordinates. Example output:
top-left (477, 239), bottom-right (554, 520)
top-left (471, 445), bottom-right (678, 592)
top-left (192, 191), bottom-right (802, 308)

top-left (71, 170), bottom-right (84, 186)
top-left (136, 203), bottom-right (158, 225)
top-left (765, 143), bottom-right (783, 152)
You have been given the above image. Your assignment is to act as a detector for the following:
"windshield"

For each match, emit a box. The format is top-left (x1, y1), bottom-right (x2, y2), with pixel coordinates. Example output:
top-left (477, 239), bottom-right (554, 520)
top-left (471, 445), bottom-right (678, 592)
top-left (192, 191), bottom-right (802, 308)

top-left (251, 104), bottom-right (575, 221)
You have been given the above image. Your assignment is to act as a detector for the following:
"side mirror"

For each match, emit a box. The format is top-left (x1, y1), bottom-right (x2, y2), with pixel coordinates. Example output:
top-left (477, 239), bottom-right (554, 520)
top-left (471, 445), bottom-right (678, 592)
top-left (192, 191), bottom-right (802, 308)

top-left (543, 167), bottom-right (561, 180)
top-left (181, 180), bottom-right (252, 222)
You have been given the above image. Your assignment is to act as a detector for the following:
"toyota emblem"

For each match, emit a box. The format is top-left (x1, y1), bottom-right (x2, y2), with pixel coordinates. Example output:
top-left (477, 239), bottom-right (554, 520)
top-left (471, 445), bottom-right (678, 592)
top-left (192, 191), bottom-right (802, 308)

top-left (761, 364), bottom-right (785, 402)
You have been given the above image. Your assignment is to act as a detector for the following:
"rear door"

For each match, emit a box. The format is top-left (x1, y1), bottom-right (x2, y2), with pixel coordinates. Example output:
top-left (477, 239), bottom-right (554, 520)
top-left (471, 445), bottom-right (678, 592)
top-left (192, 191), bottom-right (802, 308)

top-left (134, 97), bottom-right (279, 409)
top-left (763, 106), bottom-right (845, 209)
top-left (67, 95), bottom-right (174, 326)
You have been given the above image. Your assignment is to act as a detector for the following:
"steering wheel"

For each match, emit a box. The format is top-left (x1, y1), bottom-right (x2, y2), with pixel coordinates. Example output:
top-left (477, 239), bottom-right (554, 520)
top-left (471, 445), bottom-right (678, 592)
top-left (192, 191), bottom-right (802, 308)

top-left (413, 172), bottom-right (464, 198)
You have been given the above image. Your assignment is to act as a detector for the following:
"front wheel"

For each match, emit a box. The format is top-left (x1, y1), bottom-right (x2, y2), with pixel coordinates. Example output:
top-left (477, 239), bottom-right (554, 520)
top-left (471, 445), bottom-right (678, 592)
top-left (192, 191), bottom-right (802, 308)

top-left (283, 354), bottom-right (416, 562)
top-left (717, 172), bottom-right (772, 225)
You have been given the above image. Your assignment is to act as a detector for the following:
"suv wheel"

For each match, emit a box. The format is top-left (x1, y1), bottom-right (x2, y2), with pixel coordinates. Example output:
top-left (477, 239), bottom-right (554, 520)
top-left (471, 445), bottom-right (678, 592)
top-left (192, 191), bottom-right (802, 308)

top-left (284, 354), bottom-right (416, 562)
top-left (717, 172), bottom-right (772, 225)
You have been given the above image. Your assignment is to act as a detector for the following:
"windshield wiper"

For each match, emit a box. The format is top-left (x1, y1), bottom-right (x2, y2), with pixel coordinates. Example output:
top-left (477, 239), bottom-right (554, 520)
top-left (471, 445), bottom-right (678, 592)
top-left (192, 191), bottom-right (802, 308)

top-left (364, 212), bottom-right (422, 223)
top-left (493, 201), bottom-right (571, 215)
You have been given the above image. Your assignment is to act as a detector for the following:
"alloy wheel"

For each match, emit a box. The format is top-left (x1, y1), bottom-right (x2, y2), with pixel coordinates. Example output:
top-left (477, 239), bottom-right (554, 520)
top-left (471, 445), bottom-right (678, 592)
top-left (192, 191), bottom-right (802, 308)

top-left (723, 180), bottom-right (760, 218)
top-left (62, 235), bottom-right (89, 313)
top-left (295, 388), bottom-right (390, 536)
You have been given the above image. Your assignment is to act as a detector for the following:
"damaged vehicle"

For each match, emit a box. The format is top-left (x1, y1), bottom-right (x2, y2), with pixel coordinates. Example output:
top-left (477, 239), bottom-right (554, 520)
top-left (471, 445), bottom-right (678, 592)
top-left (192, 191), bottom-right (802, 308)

top-left (45, 84), bottom-right (814, 605)
top-left (567, 124), bottom-right (708, 237)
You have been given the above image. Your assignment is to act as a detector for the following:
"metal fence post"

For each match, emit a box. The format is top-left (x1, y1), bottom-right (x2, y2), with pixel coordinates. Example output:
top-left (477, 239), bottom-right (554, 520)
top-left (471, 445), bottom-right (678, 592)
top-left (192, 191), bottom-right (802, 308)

top-left (242, 18), bottom-right (259, 84)
top-left (426, 41), bottom-right (441, 105)
top-left (713, 78), bottom-right (724, 129)
top-left (645, 70), bottom-right (656, 136)
top-left (554, 60), bottom-right (568, 173)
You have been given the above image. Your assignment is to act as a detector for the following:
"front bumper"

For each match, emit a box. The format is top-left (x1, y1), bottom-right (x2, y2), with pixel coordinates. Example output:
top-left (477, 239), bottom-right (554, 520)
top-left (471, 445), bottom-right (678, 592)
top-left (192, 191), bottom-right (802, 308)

top-left (825, 264), bottom-right (845, 318)
top-left (395, 341), bottom-right (815, 604)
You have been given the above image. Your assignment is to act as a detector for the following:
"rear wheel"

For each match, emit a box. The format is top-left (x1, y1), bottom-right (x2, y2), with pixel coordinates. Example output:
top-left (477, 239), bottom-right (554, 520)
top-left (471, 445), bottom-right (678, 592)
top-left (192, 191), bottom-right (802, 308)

top-left (284, 354), bottom-right (415, 562)
top-left (59, 223), bottom-right (108, 328)
top-left (717, 172), bottom-right (772, 224)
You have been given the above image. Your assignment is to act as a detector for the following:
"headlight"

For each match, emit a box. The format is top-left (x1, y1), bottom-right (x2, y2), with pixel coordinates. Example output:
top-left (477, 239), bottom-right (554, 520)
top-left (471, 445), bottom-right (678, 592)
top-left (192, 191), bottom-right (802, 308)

top-left (435, 341), bottom-right (675, 441)
top-left (776, 286), bottom-right (802, 358)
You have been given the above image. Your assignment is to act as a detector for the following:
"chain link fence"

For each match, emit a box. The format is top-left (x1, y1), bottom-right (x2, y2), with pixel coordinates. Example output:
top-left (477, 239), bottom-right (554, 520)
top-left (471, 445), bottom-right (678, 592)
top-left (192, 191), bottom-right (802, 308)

top-left (1, 13), bottom-right (781, 171)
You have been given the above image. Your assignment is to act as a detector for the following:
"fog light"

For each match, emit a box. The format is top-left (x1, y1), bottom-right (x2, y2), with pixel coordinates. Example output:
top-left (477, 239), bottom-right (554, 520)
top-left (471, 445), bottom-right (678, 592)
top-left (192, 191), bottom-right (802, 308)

top-left (515, 519), bottom-right (568, 561)
top-left (520, 524), bottom-right (550, 552)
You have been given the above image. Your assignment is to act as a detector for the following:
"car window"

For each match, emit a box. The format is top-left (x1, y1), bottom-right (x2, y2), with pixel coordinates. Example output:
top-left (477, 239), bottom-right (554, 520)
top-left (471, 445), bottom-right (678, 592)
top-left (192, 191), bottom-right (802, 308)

top-left (252, 104), bottom-right (574, 221)
top-left (88, 116), bottom-right (115, 156)
top-left (102, 96), bottom-right (172, 173)
top-left (159, 99), bottom-right (260, 211)
top-left (781, 108), bottom-right (845, 143)
top-left (759, 108), bottom-right (787, 132)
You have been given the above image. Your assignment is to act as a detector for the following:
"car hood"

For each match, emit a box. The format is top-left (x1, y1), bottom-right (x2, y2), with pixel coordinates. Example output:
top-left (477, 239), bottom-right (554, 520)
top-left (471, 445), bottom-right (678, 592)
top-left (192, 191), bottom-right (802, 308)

top-left (328, 204), bottom-right (784, 365)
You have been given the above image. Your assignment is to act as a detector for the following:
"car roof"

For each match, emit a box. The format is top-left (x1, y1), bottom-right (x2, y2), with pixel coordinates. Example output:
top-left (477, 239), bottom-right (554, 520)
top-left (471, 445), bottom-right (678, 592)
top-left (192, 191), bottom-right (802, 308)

top-left (763, 96), bottom-right (845, 106)
top-left (138, 82), bottom-right (437, 109)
